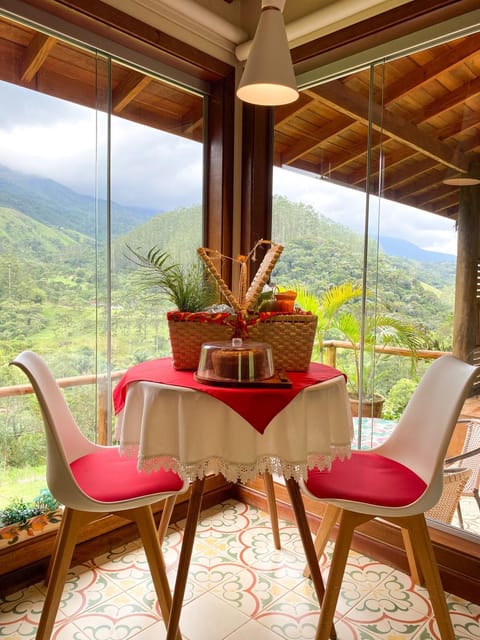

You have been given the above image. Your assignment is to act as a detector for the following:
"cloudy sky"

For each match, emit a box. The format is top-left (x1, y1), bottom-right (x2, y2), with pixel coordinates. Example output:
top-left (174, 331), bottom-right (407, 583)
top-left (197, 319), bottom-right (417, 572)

top-left (0, 80), bottom-right (457, 255)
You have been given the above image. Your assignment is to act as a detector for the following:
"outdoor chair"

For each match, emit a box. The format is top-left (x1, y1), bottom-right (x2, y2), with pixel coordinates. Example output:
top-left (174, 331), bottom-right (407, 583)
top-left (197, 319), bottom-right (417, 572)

top-left (11, 351), bottom-right (189, 640)
top-left (298, 355), bottom-right (478, 640)
top-left (444, 418), bottom-right (480, 526)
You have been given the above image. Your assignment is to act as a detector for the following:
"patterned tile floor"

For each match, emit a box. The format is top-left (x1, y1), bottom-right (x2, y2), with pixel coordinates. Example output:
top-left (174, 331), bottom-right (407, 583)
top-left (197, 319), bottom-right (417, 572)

top-left (1, 499), bottom-right (479, 640)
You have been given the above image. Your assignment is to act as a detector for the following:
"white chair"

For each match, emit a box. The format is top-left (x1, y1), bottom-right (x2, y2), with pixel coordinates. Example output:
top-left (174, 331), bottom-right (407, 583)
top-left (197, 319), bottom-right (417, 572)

top-left (299, 355), bottom-right (478, 640)
top-left (11, 351), bottom-right (189, 640)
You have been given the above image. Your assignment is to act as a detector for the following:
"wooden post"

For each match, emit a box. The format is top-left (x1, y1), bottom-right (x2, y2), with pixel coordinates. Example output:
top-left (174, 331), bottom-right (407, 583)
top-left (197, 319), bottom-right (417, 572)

top-left (453, 170), bottom-right (480, 366)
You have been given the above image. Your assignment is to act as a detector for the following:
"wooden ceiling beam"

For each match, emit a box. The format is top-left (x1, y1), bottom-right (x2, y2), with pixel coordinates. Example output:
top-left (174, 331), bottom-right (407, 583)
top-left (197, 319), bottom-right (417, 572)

top-left (274, 93), bottom-right (313, 126)
top-left (439, 110), bottom-right (480, 140)
top-left (21, 33), bottom-right (56, 83)
top-left (311, 81), bottom-right (470, 172)
top-left (281, 115), bottom-right (354, 165)
top-left (182, 103), bottom-right (204, 136)
top-left (414, 76), bottom-right (480, 124)
top-left (383, 157), bottom-right (438, 192)
top-left (383, 34), bottom-right (480, 104)
top-left (112, 71), bottom-right (152, 113)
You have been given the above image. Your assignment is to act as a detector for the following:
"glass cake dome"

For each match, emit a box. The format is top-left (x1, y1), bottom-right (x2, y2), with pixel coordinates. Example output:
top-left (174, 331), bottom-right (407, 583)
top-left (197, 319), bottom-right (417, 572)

top-left (196, 338), bottom-right (274, 384)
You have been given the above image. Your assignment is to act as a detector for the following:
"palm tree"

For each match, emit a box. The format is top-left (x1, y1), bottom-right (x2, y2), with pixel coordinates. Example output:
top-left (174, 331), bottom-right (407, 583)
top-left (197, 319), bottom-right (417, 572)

top-left (293, 282), bottom-right (363, 361)
top-left (333, 306), bottom-right (422, 416)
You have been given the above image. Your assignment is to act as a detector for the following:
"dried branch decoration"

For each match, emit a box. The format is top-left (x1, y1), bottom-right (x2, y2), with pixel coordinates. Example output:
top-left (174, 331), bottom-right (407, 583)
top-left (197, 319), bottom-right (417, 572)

top-left (197, 240), bottom-right (283, 315)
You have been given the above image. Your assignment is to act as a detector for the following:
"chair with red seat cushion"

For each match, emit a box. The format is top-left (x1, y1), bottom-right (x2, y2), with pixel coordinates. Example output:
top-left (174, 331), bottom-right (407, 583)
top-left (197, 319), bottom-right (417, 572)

top-left (11, 351), bottom-right (189, 640)
top-left (299, 355), bottom-right (478, 640)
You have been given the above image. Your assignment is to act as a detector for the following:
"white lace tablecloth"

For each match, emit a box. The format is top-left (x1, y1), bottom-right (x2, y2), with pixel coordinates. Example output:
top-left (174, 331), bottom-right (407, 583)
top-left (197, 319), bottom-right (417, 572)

top-left (116, 375), bottom-right (353, 483)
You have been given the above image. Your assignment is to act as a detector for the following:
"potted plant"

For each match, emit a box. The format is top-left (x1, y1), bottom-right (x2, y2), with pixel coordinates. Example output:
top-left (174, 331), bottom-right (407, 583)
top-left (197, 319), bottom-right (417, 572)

top-left (332, 305), bottom-right (422, 418)
top-left (125, 245), bottom-right (218, 312)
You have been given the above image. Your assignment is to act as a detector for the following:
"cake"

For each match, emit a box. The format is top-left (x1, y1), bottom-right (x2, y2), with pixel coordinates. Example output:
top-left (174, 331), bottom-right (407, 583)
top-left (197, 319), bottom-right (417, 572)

top-left (211, 346), bottom-right (270, 381)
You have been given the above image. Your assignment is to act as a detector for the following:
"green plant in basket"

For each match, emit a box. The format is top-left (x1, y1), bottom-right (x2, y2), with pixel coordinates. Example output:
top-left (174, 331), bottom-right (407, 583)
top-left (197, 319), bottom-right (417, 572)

top-left (126, 245), bottom-right (218, 312)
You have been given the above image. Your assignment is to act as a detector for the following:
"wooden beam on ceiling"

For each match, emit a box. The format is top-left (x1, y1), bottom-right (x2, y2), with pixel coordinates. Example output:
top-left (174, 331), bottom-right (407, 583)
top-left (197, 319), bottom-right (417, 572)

top-left (382, 34), bottom-right (480, 104)
top-left (413, 76), bottom-right (480, 124)
top-left (112, 70), bottom-right (152, 113)
top-left (274, 93), bottom-right (313, 126)
top-left (21, 33), bottom-right (56, 83)
top-left (439, 110), bottom-right (480, 140)
top-left (309, 81), bottom-right (470, 172)
top-left (281, 115), bottom-right (353, 165)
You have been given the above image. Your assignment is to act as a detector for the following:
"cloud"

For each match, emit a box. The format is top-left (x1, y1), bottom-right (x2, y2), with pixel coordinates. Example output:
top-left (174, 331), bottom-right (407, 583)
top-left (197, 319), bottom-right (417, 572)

top-left (0, 79), bottom-right (457, 255)
top-left (0, 82), bottom-right (203, 212)
top-left (273, 167), bottom-right (457, 256)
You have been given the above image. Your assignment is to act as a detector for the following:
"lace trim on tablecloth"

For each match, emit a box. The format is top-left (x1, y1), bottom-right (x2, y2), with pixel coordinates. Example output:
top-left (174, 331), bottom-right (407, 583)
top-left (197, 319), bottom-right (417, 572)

top-left (135, 445), bottom-right (351, 484)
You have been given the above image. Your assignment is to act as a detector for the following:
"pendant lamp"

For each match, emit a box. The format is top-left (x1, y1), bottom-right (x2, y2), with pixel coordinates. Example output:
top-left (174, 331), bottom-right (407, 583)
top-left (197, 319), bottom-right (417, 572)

top-left (237, 0), bottom-right (298, 106)
top-left (442, 174), bottom-right (480, 186)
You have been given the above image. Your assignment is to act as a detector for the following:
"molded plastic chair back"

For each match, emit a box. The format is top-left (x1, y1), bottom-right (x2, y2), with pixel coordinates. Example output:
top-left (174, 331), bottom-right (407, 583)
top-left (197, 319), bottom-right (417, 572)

top-left (12, 351), bottom-right (96, 508)
top-left (11, 350), bottom-right (188, 511)
top-left (365, 355), bottom-right (478, 514)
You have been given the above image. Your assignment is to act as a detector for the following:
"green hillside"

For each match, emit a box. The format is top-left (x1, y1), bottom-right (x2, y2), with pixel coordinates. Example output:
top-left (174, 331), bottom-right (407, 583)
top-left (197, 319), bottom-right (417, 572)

top-left (0, 182), bottom-right (456, 375)
top-left (0, 164), bottom-right (158, 238)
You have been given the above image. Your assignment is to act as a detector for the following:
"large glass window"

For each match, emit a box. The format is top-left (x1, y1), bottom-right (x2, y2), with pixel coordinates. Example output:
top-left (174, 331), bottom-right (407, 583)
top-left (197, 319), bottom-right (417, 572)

top-left (272, 29), bottom-right (479, 537)
top-left (0, 14), bottom-right (204, 506)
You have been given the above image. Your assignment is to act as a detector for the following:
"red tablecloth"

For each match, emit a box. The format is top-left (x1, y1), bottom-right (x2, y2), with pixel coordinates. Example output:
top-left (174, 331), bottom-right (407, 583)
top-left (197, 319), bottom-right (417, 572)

top-left (113, 358), bottom-right (345, 434)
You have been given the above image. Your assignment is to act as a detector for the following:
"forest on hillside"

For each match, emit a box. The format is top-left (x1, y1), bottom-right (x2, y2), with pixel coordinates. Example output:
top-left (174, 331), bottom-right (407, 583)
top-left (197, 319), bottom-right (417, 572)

top-left (0, 178), bottom-right (457, 480)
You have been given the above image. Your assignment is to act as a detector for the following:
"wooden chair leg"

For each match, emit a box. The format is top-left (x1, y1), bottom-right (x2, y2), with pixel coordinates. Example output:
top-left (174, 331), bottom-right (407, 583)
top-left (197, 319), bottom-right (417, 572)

top-left (304, 504), bottom-right (341, 578)
top-left (158, 495), bottom-right (177, 544)
top-left (315, 510), bottom-right (372, 640)
top-left (401, 526), bottom-right (423, 586)
top-left (44, 506), bottom-right (68, 587)
top-left (263, 472), bottom-right (281, 549)
top-left (127, 505), bottom-right (181, 640)
top-left (36, 508), bottom-right (94, 640)
top-left (166, 478), bottom-right (205, 640)
top-left (395, 515), bottom-right (455, 640)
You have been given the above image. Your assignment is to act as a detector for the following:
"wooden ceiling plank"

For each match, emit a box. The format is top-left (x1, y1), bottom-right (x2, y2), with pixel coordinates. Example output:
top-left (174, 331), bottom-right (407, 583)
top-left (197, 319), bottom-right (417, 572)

top-left (112, 71), bottom-right (153, 113)
top-left (439, 110), bottom-right (480, 140)
top-left (20, 33), bottom-right (57, 84)
top-left (311, 81), bottom-right (470, 172)
top-left (383, 34), bottom-right (480, 105)
top-left (383, 157), bottom-right (438, 191)
top-left (274, 93), bottom-right (313, 126)
top-left (414, 76), bottom-right (480, 124)
top-left (282, 115), bottom-right (354, 165)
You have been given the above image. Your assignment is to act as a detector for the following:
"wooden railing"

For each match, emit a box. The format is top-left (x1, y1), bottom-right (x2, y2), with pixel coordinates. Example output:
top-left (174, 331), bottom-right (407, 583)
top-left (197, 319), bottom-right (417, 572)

top-left (0, 370), bottom-right (126, 446)
top-left (0, 344), bottom-right (450, 444)
top-left (321, 340), bottom-right (449, 367)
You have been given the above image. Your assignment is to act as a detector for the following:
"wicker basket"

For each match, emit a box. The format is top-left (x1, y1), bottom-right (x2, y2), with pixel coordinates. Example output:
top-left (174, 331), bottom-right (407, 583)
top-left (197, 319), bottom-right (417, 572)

top-left (167, 312), bottom-right (234, 370)
top-left (247, 313), bottom-right (317, 372)
top-left (167, 311), bottom-right (317, 371)
top-left (168, 242), bottom-right (317, 371)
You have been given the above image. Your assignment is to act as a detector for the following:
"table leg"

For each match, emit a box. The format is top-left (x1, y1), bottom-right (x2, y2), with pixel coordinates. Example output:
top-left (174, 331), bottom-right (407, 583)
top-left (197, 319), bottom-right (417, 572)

top-left (263, 472), bottom-right (281, 549)
top-left (166, 477), bottom-right (206, 640)
top-left (285, 477), bottom-right (337, 640)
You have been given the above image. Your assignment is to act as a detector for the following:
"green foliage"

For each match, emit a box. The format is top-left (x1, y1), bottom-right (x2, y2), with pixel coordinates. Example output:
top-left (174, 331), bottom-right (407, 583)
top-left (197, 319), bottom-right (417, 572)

top-left (0, 489), bottom-right (59, 526)
top-left (383, 377), bottom-right (419, 420)
top-left (0, 177), bottom-right (458, 484)
top-left (125, 245), bottom-right (217, 312)
top-left (332, 306), bottom-right (423, 398)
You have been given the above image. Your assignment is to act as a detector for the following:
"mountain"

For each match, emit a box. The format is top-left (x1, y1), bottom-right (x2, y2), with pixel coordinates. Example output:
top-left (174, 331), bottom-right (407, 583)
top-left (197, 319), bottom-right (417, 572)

top-left (379, 236), bottom-right (456, 263)
top-left (0, 164), bottom-right (158, 238)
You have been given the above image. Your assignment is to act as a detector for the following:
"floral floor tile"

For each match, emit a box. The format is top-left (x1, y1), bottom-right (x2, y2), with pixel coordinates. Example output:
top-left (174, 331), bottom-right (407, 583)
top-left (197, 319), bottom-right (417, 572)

top-left (0, 499), bottom-right (478, 640)
top-left (210, 565), bottom-right (289, 617)
top-left (254, 589), bottom-right (321, 639)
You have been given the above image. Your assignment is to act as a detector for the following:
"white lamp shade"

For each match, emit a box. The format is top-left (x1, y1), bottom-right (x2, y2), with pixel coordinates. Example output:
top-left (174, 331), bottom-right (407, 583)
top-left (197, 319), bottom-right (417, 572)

top-left (442, 175), bottom-right (480, 186)
top-left (237, 6), bottom-right (298, 106)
